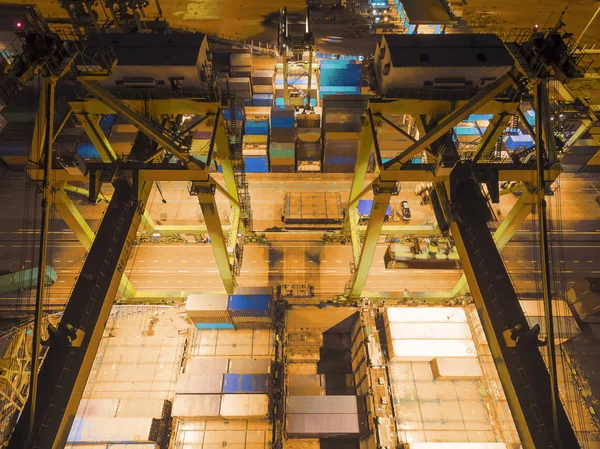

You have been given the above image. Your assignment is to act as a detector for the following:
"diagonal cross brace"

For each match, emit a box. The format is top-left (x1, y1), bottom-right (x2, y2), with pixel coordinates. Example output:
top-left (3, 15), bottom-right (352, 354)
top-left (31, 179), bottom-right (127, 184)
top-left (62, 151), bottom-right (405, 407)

top-left (383, 70), bottom-right (517, 169)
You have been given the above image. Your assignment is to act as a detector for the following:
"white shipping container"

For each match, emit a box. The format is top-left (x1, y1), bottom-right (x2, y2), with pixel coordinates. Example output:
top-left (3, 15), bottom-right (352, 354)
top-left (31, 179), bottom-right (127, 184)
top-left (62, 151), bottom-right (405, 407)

top-left (203, 430), bottom-right (246, 449)
top-left (228, 358), bottom-right (271, 374)
top-left (172, 394), bottom-right (221, 418)
top-left (385, 322), bottom-right (472, 340)
top-left (286, 414), bottom-right (361, 437)
top-left (287, 396), bottom-right (358, 414)
top-left (230, 53), bottom-right (252, 67)
top-left (116, 399), bottom-right (166, 418)
top-left (385, 307), bottom-right (467, 324)
top-left (185, 357), bottom-right (229, 375)
top-left (76, 399), bottom-right (119, 418)
top-left (402, 444), bottom-right (507, 449)
top-left (66, 445), bottom-right (156, 449)
top-left (176, 372), bottom-right (223, 394)
top-left (67, 417), bottom-right (156, 443)
top-left (186, 295), bottom-right (230, 323)
top-left (220, 394), bottom-right (269, 419)
top-left (431, 357), bottom-right (483, 380)
top-left (389, 339), bottom-right (477, 362)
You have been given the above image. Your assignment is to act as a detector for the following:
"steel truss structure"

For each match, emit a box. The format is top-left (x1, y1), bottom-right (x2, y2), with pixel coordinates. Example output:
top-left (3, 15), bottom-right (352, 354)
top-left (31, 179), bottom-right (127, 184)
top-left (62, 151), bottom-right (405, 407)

top-left (1, 20), bottom-right (597, 449)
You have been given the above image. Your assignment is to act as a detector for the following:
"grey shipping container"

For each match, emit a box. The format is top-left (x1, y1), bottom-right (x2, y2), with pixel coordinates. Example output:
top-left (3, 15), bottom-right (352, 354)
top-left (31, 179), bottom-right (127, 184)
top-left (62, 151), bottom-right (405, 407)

top-left (228, 357), bottom-right (271, 374)
top-left (220, 394), bottom-right (270, 419)
top-left (288, 375), bottom-right (325, 396)
top-left (185, 357), bottom-right (229, 375)
top-left (234, 287), bottom-right (272, 295)
top-left (286, 414), bottom-right (363, 438)
top-left (287, 396), bottom-right (358, 414)
top-left (67, 417), bottom-right (158, 443)
top-left (172, 394), bottom-right (221, 418)
top-left (176, 372), bottom-right (223, 394)
top-left (186, 294), bottom-right (231, 324)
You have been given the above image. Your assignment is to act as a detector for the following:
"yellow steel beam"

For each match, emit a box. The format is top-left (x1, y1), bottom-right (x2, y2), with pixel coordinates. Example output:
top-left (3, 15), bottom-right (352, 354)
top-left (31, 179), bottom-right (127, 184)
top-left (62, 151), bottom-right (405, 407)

top-left (76, 114), bottom-right (118, 163)
top-left (452, 189), bottom-right (535, 297)
top-left (377, 114), bottom-right (436, 160)
top-left (195, 182), bottom-right (235, 293)
top-left (78, 80), bottom-right (206, 170)
top-left (369, 98), bottom-right (519, 116)
top-left (343, 116), bottom-right (374, 234)
top-left (69, 98), bottom-right (221, 115)
top-left (363, 224), bottom-right (440, 236)
top-left (564, 117), bottom-right (595, 150)
top-left (29, 77), bottom-right (51, 166)
top-left (473, 113), bottom-right (511, 163)
top-left (348, 181), bottom-right (396, 298)
top-left (53, 186), bottom-right (138, 298)
top-left (379, 165), bottom-right (561, 183)
top-left (349, 207), bottom-right (361, 266)
top-left (52, 109), bottom-right (73, 145)
top-left (383, 70), bottom-right (517, 169)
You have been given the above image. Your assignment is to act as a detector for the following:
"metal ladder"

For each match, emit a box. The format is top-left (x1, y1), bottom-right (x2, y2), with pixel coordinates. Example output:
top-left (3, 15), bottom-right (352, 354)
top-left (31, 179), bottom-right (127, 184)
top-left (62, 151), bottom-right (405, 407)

top-left (227, 94), bottom-right (253, 231)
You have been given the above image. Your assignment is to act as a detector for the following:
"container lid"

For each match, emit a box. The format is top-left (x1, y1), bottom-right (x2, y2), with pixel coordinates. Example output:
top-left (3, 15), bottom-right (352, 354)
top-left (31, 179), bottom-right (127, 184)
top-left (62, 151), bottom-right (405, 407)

top-left (228, 295), bottom-right (271, 312)
top-left (186, 294), bottom-right (229, 311)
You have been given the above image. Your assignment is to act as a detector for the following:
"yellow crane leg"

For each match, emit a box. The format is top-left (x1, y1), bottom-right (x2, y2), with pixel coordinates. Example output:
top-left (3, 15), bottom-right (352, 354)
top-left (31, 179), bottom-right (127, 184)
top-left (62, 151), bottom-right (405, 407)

top-left (348, 181), bottom-right (397, 298)
top-left (54, 186), bottom-right (138, 298)
top-left (451, 189), bottom-right (534, 297)
top-left (195, 183), bottom-right (235, 293)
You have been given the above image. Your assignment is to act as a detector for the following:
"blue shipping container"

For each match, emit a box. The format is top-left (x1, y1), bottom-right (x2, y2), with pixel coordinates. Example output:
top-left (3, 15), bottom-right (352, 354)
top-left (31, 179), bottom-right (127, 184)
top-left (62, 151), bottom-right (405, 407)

top-left (245, 120), bottom-right (269, 135)
top-left (271, 117), bottom-right (295, 128)
top-left (228, 294), bottom-right (271, 315)
top-left (244, 156), bottom-right (269, 173)
top-left (195, 322), bottom-right (235, 329)
top-left (99, 114), bottom-right (117, 135)
top-left (467, 114), bottom-right (494, 122)
top-left (357, 200), bottom-right (392, 217)
top-left (76, 143), bottom-right (100, 159)
top-left (326, 155), bottom-right (355, 165)
top-left (454, 127), bottom-right (481, 136)
top-left (223, 108), bottom-right (244, 121)
top-left (505, 134), bottom-right (534, 150)
top-left (222, 374), bottom-right (270, 393)
top-left (320, 60), bottom-right (352, 69)
top-left (253, 99), bottom-right (273, 106)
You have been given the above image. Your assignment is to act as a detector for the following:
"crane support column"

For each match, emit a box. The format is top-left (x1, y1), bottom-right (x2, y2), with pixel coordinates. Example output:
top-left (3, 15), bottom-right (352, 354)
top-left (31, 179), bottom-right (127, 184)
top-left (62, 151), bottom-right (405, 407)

top-left (76, 114), bottom-right (118, 162)
top-left (194, 182), bottom-right (236, 293)
top-left (384, 70), bottom-right (516, 168)
top-left (473, 113), bottom-right (510, 162)
top-left (8, 173), bottom-right (153, 449)
top-left (447, 168), bottom-right (579, 449)
top-left (344, 113), bottom-right (374, 234)
top-left (78, 80), bottom-right (205, 170)
top-left (348, 180), bottom-right (398, 298)
top-left (452, 189), bottom-right (534, 296)
top-left (54, 186), bottom-right (137, 298)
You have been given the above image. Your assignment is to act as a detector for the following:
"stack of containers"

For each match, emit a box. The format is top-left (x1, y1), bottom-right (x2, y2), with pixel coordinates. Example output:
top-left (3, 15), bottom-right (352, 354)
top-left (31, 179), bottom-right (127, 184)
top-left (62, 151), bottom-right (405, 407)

top-left (230, 52), bottom-right (252, 78)
top-left (230, 51), bottom-right (252, 105)
top-left (285, 396), bottom-right (365, 438)
top-left (383, 307), bottom-right (478, 363)
top-left (185, 294), bottom-right (234, 329)
top-left (252, 69), bottom-right (275, 106)
top-left (322, 95), bottom-right (367, 173)
top-left (222, 373), bottom-right (271, 393)
top-left (269, 105), bottom-right (296, 173)
top-left (227, 293), bottom-right (273, 329)
top-left (318, 60), bottom-right (362, 99)
top-left (243, 110), bottom-right (270, 173)
top-left (377, 120), bottom-right (414, 164)
top-left (172, 356), bottom-right (272, 421)
top-left (296, 113), bottom-right (322, 172)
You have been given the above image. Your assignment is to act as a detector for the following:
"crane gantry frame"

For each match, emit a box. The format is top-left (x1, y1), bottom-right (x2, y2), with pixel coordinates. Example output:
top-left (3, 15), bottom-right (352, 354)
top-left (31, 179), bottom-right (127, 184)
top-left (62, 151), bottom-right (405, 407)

top-left (2, 20), bottom-right (596, 449)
